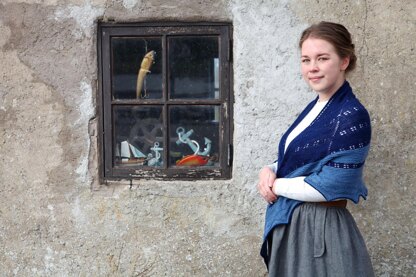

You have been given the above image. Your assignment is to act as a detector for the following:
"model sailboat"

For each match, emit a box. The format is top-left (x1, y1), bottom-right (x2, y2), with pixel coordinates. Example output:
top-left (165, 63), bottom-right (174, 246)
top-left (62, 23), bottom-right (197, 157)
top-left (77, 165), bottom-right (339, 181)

top-left (119, 141), bottom-right (147, 164)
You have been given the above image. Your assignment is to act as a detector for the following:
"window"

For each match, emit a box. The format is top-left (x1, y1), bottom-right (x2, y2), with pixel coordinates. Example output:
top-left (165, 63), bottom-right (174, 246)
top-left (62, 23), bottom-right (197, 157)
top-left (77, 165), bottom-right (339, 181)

top-left (98, 22), bottom-right (233, 180)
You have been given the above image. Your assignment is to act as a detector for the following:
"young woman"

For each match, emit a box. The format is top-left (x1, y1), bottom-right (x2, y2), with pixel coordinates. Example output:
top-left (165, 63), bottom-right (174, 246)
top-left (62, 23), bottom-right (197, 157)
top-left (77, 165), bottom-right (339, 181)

top-left (257, 22), bottom-right (375, 276)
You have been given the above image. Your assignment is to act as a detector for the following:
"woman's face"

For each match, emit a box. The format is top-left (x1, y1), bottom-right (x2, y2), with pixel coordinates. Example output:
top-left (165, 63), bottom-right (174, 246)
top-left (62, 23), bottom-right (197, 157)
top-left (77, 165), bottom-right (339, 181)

top-left (301, 37), bottom-right (350, 101)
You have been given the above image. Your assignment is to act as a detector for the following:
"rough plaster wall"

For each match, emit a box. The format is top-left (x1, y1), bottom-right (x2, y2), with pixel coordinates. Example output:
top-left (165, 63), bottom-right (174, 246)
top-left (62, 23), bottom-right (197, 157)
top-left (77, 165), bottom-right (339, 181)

top-left (0, 0), bottom-right (414, 276)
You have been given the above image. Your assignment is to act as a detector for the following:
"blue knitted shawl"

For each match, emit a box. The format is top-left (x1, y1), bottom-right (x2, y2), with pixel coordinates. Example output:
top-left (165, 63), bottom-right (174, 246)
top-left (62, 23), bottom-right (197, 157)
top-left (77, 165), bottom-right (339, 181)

top-left (260, 81), bottom-right (371, 261)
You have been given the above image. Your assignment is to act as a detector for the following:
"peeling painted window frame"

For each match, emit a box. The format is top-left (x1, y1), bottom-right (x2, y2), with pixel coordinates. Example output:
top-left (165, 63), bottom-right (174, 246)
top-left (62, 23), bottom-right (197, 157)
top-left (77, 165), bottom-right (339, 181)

top-left (97, 22), bottom-right (233, 180)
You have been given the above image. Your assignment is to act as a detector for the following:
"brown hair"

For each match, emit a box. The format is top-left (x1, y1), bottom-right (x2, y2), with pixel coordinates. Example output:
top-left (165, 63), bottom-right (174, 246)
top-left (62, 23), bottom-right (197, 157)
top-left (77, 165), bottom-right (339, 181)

top-left (299, 21), bottom-right (357, 73)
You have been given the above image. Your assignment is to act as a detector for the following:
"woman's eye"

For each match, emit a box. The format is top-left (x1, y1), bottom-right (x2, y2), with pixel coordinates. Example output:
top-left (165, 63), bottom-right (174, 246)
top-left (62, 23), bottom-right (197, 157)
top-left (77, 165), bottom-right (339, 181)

top-left (319, 57), bottom-right (329, 61)
top-left (301, 59), bottom-right (309, 63)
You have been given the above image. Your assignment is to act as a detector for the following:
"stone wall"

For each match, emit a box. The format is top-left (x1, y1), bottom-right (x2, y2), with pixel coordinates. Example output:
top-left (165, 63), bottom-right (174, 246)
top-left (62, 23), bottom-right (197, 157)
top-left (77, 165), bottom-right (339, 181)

top-left (0, 0), bottom-right (414, 275)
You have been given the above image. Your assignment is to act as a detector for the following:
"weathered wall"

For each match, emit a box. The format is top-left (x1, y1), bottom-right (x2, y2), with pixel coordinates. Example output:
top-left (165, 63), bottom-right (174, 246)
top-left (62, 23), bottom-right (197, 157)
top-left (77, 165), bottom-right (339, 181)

top-left (0, 0), bottom-right (414, 276)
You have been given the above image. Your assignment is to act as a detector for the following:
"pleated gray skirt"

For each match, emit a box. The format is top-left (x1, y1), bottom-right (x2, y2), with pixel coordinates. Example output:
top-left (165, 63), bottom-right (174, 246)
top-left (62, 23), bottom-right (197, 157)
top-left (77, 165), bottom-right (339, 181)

top-left (267, 203), bottom-right (374, 277)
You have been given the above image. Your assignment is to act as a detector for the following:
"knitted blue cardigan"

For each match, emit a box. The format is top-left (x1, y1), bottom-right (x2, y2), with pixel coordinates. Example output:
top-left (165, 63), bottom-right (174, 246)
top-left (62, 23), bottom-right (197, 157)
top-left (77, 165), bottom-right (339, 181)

top-left (260, 81), bottom-right (371, 262)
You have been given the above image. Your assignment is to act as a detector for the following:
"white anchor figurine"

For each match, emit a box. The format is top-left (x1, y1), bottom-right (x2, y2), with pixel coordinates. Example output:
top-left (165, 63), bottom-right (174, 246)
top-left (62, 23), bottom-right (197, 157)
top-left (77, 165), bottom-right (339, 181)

top-left (176, 127), bottom-right (212, 156)
top-left (147, 142), bottom-right (163, 166)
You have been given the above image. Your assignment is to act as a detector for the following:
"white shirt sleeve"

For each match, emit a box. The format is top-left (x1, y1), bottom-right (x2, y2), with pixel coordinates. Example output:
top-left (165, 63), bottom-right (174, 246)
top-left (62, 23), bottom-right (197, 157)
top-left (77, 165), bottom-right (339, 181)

top-left (272, 176), bottom-right (326, 202)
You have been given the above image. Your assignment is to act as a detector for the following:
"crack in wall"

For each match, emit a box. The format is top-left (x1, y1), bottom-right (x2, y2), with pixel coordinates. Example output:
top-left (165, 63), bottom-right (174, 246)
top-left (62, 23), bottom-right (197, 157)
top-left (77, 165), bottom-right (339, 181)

top-left (358, 0), bottom-right (369, 86)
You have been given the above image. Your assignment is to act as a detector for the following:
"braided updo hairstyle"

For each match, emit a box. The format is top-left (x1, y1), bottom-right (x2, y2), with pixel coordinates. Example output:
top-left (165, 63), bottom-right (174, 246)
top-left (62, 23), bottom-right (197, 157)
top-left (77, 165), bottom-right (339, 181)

top-left (299, 22), bottom-right (357, 73)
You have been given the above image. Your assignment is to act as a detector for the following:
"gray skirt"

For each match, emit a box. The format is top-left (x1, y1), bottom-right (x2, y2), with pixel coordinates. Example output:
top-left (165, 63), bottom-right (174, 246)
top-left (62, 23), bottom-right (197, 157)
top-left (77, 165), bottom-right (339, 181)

top-left (267, 203), bottom-right (374, 277)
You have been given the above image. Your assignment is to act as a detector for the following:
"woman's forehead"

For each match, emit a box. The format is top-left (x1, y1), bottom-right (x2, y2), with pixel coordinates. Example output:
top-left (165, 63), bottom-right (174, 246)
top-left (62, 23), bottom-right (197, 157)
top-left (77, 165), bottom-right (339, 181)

top-left (301, 38), bottom-right (337, 55)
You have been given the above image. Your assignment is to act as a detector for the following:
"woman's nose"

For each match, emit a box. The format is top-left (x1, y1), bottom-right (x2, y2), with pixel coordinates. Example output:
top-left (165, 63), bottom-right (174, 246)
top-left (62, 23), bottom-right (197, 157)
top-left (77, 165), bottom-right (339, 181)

top-left (310, 61), bottom-right (319, 72)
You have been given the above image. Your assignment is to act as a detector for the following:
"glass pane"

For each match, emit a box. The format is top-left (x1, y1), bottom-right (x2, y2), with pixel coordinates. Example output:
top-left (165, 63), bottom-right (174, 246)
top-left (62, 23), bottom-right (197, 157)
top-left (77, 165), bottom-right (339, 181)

top-left (113, 106), bottom-right (163, 167)
top-left (169, 106), bottom-right (220, 167)
top-left (112, 37), bottom-right (162, 99)
top-left (169, 36), bottom-right (219, 99)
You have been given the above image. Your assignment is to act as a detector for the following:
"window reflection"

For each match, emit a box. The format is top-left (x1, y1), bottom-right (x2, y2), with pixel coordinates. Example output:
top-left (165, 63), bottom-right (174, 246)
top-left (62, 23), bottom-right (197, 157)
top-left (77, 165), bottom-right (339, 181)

top-left (169, 36), bottom-right (219, 99)
top-left (113, 106), bottom-right (163, 167)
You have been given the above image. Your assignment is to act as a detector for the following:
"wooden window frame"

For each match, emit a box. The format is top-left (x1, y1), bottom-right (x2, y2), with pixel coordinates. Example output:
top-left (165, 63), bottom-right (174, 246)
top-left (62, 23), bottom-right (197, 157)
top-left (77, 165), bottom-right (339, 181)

top-left (97, 22), bottom-right (233, 181)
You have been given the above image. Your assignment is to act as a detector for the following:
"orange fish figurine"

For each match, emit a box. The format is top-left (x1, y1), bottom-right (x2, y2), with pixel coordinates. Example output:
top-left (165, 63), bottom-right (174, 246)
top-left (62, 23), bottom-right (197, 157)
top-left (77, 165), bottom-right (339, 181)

top-left (176, 155), bottom-right (210, 166)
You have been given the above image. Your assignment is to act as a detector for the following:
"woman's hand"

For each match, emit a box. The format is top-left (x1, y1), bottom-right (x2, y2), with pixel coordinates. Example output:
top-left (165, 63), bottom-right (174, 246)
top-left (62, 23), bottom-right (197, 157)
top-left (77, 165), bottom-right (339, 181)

top-left (257, 166), bottom-right (278, 204)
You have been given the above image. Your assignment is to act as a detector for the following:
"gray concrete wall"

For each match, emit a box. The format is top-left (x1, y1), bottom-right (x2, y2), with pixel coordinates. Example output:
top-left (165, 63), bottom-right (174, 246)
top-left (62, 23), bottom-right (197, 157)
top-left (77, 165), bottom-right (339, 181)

top-left (0, 0), bottom-right (414, 276)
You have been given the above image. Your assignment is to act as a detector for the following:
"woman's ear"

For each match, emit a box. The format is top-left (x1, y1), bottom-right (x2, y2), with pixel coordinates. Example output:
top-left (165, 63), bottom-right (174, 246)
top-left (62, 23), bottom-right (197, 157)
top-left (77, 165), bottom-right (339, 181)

top-left (341, 56), bottom-right (350, 71)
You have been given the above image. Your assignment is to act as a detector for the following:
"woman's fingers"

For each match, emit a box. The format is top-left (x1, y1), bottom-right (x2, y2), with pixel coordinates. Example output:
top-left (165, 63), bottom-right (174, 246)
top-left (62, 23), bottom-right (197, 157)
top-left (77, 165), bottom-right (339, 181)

top-left (257, 166), bottom-right (278, 203)
top-left (257, 179), bottom-right (277, 203)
